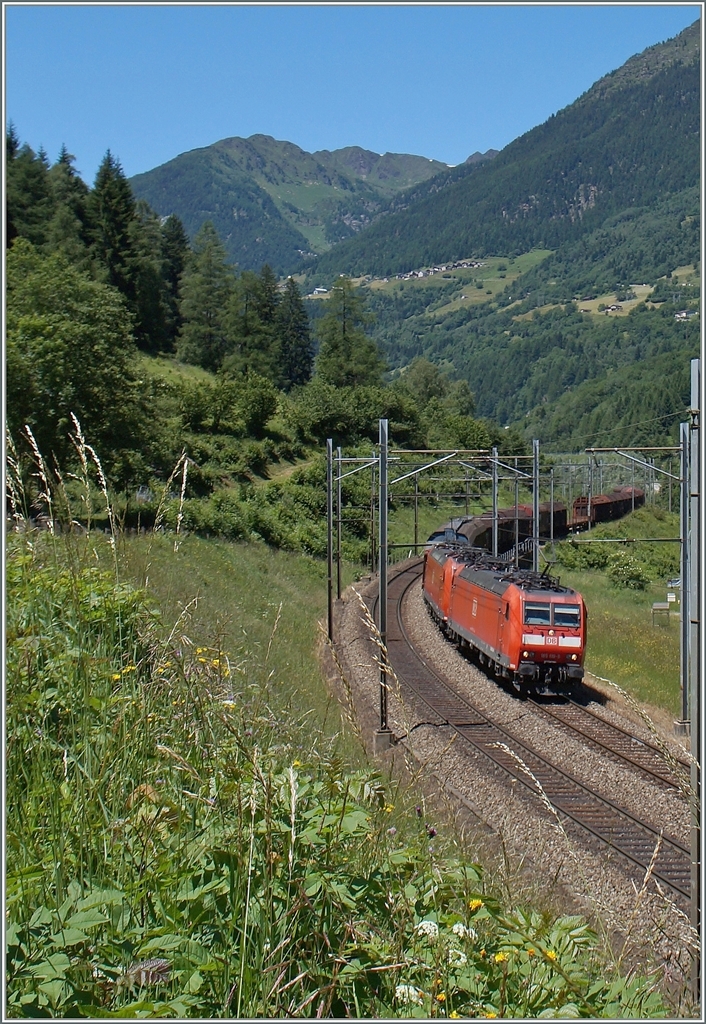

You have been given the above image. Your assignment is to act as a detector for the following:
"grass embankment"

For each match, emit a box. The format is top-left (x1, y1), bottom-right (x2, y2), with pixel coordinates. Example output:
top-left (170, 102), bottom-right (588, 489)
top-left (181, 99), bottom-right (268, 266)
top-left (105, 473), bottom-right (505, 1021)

top-left (551, 507), bottom-right (681, 713)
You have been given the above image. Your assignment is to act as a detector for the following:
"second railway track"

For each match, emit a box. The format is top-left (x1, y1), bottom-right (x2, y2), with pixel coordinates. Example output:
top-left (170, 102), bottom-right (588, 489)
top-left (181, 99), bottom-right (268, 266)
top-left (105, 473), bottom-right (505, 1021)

top-left (371, 559), bottom-right (691, 902)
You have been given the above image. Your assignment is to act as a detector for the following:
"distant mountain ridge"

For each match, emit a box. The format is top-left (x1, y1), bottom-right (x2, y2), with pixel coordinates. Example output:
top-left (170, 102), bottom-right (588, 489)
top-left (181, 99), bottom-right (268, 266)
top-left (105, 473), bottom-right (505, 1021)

top-left (130, 136), bottom-right (495, 273)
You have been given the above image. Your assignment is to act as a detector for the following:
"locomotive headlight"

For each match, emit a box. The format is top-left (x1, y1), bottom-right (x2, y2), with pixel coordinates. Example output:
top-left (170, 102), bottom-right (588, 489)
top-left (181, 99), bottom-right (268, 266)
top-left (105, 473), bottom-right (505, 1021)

top-left (571, 654), bottom-right (578, 661)
top-left (523, 651), bottom-right (529, 658)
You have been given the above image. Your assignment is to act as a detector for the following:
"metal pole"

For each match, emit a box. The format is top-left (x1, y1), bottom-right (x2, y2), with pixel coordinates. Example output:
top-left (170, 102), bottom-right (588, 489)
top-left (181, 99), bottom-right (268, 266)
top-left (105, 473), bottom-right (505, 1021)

top-left (336, 446), bottom-right (342, 600)
top-left (379, 419), bottom-right (389, 734)
top-left (326, 439), bottom-right (334, 641)
top-left (587, 458), bottom-right (593, 531)
top-left (688, 359), bottom-right (700, 991)
top-left (514, 457), bottom-right (519, 568)
top-left (465, 467), bottom-right (469, 516)
top-left (550, 467), bottom-right (554, 558)
top-left (492, 446), bottom-right (498, 556)
top-left (414, 474), bottom-right (419, 552)
top-left (370, 451), bottom-right (376, 569)
top-left (533, 440), bottom-right (540, 572)
top-left (632, 461), bottom-right (635, 512)
top-left (680, 422), bottom-right (689, 726)
top-left (569, 462), bottom-right (573, 527)
top-left (669, 457), bottom-right (673, 513)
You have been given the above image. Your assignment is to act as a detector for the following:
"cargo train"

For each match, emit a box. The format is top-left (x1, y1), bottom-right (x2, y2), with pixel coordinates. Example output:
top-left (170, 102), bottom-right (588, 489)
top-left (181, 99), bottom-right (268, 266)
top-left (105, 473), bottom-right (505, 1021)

top-left (427, 487), bottom-right (644, 557)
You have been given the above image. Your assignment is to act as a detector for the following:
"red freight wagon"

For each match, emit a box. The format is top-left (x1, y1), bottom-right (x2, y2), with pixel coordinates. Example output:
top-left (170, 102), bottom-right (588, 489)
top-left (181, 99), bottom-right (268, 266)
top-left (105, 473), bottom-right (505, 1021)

top-left (423, 546), bottom-right (587, 693)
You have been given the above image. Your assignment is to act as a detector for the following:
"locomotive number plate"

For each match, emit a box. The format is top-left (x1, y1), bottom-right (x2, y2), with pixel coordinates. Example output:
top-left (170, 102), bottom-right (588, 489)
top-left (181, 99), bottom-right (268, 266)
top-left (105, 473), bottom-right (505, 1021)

top-left (546, 635), bottom-right (559, 645)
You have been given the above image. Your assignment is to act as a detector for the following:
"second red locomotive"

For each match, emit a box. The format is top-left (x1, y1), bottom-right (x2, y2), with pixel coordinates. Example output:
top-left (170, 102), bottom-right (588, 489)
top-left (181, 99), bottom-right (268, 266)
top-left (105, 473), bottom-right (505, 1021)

top-left (424, 545), bottom-right (587, 694)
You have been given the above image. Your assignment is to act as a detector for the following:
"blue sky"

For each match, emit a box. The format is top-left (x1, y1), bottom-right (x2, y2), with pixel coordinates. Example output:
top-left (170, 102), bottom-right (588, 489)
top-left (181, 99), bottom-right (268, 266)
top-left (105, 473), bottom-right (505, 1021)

top-left (4, 3), bottom-right (700, 182)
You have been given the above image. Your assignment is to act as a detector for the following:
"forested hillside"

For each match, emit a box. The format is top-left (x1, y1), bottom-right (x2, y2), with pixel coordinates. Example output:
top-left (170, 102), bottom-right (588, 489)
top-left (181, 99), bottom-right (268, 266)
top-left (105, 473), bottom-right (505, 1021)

top-left (301, 20), bottom-right (700, 449)
top-left (311, 20), bottom-right (699, 280)
top-left (129, 135), bottom-right (470, 274)
top-left (7, 126), bottom-right (524, 558)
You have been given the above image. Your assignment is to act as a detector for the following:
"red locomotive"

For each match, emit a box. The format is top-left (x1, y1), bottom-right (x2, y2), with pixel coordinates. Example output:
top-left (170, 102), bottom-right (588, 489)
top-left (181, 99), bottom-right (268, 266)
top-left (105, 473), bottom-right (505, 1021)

top-left (423, 546), bottom-right (587, 693)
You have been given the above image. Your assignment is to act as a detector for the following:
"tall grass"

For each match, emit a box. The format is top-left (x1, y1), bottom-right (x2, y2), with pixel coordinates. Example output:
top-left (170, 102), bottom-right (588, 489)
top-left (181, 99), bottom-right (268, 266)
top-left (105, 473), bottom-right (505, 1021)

top-left (5, 426), bottom-right (674, 1017)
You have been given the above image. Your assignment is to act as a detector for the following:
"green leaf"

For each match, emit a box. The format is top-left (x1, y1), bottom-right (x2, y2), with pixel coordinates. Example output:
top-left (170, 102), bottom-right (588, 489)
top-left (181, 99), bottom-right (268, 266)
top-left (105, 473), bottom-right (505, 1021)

top-left (66, 909), bottom-right (110, 929)
top-left (50, 926), bottom-right (90, 946)
top-left (29, 953), bottom-right (71, 979)
top-left (77, 887), bottom-right (126, 910)
top-left (186, 970), bottom-right (203, 993)
top-left (139, 932), bottom-right (185, 953)
top-left (6, 922), bottom-right (21, 949)
top-left (28, 905), bottom-right (53, 929)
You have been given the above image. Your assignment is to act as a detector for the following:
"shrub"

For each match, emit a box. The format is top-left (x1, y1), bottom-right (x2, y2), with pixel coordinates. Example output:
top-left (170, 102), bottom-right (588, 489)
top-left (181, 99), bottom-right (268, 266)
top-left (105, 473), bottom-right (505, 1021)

top-left (607, 552), bottom-right (651, 589)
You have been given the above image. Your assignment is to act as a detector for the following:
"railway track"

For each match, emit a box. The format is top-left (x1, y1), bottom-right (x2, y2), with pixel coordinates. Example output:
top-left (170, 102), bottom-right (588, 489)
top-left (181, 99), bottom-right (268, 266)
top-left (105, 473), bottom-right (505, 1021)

top-left (527, 696), bottom-right (691, 795)
top-left (373, 559), bottom-right (691, 901)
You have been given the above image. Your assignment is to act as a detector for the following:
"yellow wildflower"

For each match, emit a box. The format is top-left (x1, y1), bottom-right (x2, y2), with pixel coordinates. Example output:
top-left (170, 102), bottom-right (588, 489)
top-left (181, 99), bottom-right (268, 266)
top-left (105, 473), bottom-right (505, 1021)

top-left (122, 665), bottom-right (136, 674)
top-left (545, 949), bottom-right (558, 962)
top-left (383, 803), bottom-right (394, 813)
top-left (198, 657), bottom-right (207, 663)
top-left (293, 759), bottom-right (301, 767)
top-left (436, 992), bottom-right (446, 1003)
top-left (468, 898), bottom-right (483, 911)
top-left (449, 1013), bottom-right (461, 1020)
top-left (526, 948), bottom-right (536, 957)
top-left (494, 952), bottom-right (508, 963)
top-left (484, 1014), bottom-right (497, 1019)
top-left (111, 673), bottom-right (121, 681)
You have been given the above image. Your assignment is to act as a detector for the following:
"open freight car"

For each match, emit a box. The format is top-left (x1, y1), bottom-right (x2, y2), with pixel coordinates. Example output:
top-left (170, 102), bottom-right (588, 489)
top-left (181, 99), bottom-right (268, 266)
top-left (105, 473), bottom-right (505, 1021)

top-left (424, 545), bottom-right (586, 694)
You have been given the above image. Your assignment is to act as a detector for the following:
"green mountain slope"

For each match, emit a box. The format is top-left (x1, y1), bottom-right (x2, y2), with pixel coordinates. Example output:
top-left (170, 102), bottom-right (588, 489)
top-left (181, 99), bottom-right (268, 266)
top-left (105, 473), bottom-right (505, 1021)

top-left (301, 21), bottom-right (701, 450)
top-left (129, 135), bottom-right (459, 273)
top-left (311, 20), bottom-right (700, 280)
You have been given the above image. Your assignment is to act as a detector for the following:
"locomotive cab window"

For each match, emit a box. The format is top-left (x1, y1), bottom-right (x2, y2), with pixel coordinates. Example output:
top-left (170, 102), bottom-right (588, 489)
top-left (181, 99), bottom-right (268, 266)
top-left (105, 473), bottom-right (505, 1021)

top-left (553, 604), bottom-right (581, 627)
top-left (524, 602), bottom-right (551, 625)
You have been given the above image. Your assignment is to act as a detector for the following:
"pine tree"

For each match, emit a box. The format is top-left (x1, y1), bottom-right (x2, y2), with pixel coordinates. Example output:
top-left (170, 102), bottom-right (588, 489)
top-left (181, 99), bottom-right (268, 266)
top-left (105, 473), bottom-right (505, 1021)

top-left (315, 277), bottom-right (386, 387)
top-left (160, 214), bottom-right (190, 350)
top-left (6, 129), bottom-right (54, 247)
top-left (223, 265), bottom-right (280, 380)
top-left (89, 151), bottom-right (137, 299)
top-left (46, 146), bottom-right (94, 267)
top-left (177, 221), bottom-right (234, 370)
top-left (129, 201), bottom-right (171, 353)
top-left (275, 276), bottom-right (313, 389)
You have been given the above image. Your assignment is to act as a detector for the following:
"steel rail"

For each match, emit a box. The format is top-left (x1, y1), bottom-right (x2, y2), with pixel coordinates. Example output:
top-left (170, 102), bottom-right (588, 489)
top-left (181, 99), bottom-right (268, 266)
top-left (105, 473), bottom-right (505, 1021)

top-left (373, 560), bottom-right (690, 900)
top-left (526, 697), bottom-right (691, 794)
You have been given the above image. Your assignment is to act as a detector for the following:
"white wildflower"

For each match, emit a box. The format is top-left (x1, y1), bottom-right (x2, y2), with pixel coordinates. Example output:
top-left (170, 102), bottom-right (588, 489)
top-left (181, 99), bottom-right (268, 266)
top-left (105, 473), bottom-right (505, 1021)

top-left (452, 921), bottom-right (477, 940)
top-left (395, 984), bottom-right (424, 1005)
top-left (448, 947), bottom-right (468, 966)
top-left (415, 919), bottom-right (439, 942)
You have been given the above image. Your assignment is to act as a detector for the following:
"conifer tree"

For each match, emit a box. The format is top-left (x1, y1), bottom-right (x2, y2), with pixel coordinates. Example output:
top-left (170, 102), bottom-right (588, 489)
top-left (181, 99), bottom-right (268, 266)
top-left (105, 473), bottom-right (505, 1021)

top-left (177, 221), bottom-right (234, 370)
top-left (160, 214), bottom-right (190, 350)
top-left (46, 146), bottom-right (94, 268)
top-left (224, 265), bottom-right (279, 380)
top-left (6, 129), bottom-right (54, 247)
top-left (315, 277), bottom-right (386, 387)
top-left (90, 151), bottom-right (137, 299)
top-left (275, 276), bottom-right (313, 389)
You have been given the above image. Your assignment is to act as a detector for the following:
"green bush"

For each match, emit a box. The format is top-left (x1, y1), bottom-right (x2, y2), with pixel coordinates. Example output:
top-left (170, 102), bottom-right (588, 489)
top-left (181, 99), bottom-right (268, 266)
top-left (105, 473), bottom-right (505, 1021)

top-left (606, 551), bottom-right (651, 589)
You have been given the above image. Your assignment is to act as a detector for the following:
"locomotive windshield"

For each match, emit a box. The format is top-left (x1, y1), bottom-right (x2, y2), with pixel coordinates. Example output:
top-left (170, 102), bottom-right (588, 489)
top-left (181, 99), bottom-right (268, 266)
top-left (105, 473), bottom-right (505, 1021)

top-left (553, 604), bottom-right (581, 627)
top-left (524, 602), bottom-right (581, 627)
top-left (524, 602), bottom-right (551, 625)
